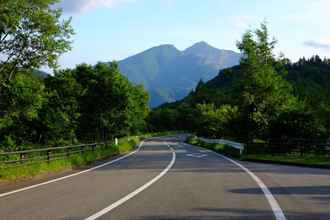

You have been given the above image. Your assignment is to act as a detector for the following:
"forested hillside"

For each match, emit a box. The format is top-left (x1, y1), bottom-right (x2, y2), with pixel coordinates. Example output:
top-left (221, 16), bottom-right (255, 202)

top-left (149, 24), bottom-right (330, 142)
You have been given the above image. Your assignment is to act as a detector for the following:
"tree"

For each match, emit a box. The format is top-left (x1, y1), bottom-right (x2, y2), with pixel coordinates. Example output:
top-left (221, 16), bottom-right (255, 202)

top-left (234, 23), bottom-right (297, 141)
top-left (35, 69), bottom-right (82, 146)
top-left (0, 0), bottom-right (73, 81)
top-left (74, 62), bottom-right (149, 141)
top-left (0, 71), bottom-right (46, 149)
top-left (0, 0), bottom-right (73, 149)
top-left (148, 107), bottom-right (180, 131)
top-left (195, 103), bottom-right (238, 138)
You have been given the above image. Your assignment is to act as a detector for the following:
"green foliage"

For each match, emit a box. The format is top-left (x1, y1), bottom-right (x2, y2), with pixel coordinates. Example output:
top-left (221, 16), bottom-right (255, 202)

top-left (235, 22), bottom-right (297, 140)
top-left (195, 103), bottom-right (238, 138)
top-left (0, 62), bottom-right (150, 149)
top-left (0, 0), bottom-right (73, 81)
top-left (0, 5), bottom-right (150, 148)
top-left (0, 0), bottom-right (78, 149)
top-left (0, 72), bottom-right (46, 149)
top-left (74, 62), bottom-right (149, 141)
top-left (150, 23), bottom-right (330, 146)
top-left (36, 69), bottom-right (82, 146)
top-left (148, 107), bottom-right (180, 131)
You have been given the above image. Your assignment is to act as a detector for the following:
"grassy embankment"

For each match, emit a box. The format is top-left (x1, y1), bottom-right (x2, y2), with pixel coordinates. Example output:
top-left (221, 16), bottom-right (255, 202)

top-left (242, 154), bottom-right (330, 168)
top-left (0, 131), bottom-right (177, 181)
top-left (186, 135), bottom-right (330, 168)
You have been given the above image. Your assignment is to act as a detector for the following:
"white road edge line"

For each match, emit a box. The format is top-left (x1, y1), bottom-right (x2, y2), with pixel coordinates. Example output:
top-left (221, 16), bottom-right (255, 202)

top-left (85, 143), bottom-right (176, 220)
top-left (212, 151), bottom-right (287, 220)
top-left (0, 141), bottom-right (145, 198)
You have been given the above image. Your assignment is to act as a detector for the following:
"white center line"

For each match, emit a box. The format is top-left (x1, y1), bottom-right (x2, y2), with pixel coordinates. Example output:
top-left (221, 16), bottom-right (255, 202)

top-left (85, 144), bottom-right (176, 220)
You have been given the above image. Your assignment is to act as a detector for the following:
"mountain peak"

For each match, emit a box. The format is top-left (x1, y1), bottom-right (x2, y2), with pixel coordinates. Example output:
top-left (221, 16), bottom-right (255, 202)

top-left (151, 44), bottom-right (178, 50)
top-left (183, 41), bottom-right (219, 55)
top-left (191, 41), bottom-right (212, 48)
top-left (141, 44), bottom-right (180, 56)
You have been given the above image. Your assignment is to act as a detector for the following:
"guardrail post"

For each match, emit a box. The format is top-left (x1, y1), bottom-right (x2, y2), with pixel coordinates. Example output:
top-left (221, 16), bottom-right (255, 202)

top-left (20, 153), bottom-right (26, 163)
top-left (92, 144), bottom-right (96, 152)
top-left (66, 148), bottom-right (70, 157)
top-left (299, 141), bottom-right (304, 157)
top-left (81, 145), bottom-right (84, 154)
top-left (47, 150), bottom-right (51, 163)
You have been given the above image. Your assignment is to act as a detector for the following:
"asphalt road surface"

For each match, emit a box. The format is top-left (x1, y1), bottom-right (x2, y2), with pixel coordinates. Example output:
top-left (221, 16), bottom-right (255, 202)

top-left (0, 135), bottom-right (330, 220)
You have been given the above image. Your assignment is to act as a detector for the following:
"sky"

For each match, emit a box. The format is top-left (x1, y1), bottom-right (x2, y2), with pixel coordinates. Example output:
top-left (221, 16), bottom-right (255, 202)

top-left (55, 0), bottom-right (330, 69)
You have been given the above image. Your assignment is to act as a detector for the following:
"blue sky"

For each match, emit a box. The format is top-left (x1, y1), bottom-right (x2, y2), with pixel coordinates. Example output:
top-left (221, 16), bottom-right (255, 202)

top-left (56, 0), bottom-right (330, 69)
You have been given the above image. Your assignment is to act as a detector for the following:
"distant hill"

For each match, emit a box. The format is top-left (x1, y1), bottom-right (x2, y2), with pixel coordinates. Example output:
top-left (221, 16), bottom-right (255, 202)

top-left (167, 55), bottom-right (330, 109)
top-left (117, 42), bottom-right (241, 107)
top-left (32, 69), bottom-right (49, 79)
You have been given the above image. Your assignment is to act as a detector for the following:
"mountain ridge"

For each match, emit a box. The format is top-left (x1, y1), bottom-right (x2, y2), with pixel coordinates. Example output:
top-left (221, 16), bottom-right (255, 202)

top-left (117, 42), bottom-right (241, 107)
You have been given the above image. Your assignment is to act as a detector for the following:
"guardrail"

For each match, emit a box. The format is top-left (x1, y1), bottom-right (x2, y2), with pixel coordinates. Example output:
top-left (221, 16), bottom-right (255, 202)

top-left (199, 137), bottom-right (245, 154)
top-left (0, 142), bottom-right (109, 167)
top-left (194, 136), bottom-right (330, 157)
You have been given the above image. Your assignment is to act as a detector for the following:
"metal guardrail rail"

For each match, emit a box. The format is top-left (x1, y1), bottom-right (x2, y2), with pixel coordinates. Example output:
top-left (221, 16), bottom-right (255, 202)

top-left (0, 142), bottom-right (109, 167)
top-left (199, 137), bottom-right (245, 154)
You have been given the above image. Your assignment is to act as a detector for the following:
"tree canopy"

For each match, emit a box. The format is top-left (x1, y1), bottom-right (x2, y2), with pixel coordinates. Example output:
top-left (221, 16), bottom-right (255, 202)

top-left (0, 0), bottom-right (73, 81)
top-left (0, 1), bottom-right (150, 150)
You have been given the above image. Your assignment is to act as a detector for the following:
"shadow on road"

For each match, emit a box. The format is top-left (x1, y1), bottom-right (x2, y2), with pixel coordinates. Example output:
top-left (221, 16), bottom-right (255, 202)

top-left (229, 185), bottom-right (330, 195)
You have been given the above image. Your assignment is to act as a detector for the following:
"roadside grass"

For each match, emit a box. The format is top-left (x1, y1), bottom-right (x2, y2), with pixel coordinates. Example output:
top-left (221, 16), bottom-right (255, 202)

top-left (0, 143), bottom-right (118, 181)
top-left (186, 135), bottom-right (241, 158)
top-left (242, 153), bottom-right (330, 168)
top-left (0, 131), bottom-right (179, 181)
top-left (186, 135), bottom-right (330, 169)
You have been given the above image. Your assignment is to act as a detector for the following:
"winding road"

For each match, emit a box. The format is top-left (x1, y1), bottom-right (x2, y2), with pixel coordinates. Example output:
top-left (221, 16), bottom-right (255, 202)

top-left (0, 135), bottom-right (330, 220)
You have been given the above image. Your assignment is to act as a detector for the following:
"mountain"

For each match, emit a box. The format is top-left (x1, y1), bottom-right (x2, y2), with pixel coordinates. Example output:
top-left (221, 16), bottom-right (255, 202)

top-left (164, 55), bottom-right (330, 110)
top-left (183, 41), bottom-right (240, 70)
top-left (32, 69), bottom-right (49, 79)
top-left (118, 42), bottom-right (241, 107)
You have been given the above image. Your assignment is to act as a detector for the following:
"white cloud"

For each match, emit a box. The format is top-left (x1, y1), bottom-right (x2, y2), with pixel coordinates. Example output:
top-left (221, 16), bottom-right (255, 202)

top-left (229, 16), bottom-right (264, 33)
top-left (57, 0), bottom-right (135, 13)
top-left (303, 39), bottom-right (330, 52)
top-left (232, 16), bottom-right (257, 30)
top-left (287, 0), bottom-right (330, 23)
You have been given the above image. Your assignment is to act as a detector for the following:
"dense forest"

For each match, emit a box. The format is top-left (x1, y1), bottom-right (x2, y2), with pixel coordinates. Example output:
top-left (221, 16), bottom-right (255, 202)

top-left (149, 24), bottom-right (330, 143)
top-left (0, 1), bottom-right (149, 151)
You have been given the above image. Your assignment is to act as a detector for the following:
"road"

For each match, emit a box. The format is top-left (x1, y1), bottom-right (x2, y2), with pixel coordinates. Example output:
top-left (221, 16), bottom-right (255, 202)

top-left (0, 135), bottom-right (330, 220)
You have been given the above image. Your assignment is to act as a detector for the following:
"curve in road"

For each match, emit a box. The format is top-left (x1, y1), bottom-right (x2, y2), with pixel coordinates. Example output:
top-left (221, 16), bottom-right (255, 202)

top-left (1, 135), bottom-right (330, 220)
